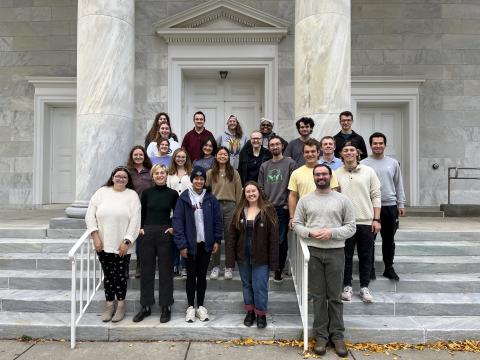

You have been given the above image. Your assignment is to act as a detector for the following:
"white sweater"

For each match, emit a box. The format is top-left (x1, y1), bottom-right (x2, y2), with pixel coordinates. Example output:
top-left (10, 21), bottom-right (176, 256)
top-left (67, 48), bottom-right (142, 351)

top-left (85, 186), bottom-right (141, 254)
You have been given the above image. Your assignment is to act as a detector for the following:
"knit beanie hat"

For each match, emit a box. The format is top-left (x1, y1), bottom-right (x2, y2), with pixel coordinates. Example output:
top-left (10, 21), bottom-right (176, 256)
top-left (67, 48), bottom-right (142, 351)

top-left (190, 166), bottom-right (207, 182)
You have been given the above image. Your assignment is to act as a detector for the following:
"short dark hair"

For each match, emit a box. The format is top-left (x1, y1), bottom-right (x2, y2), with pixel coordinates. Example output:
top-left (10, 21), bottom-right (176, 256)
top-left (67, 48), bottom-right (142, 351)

top-left (268, 135), bottom-right (283, 146)
top-left (303, 138), bottom-right (320, 151)
top-left (339, 110), bottom-right (353, 121)
top-left (369, 132), bottom-right (387, 146)
top-left (295, 117), bottom-right (315, 130)
top-left (193, 111), bottom-right (205, 120)
top-left (320, 136), bottom-right (336, 146)
top-left (313, 163), bottom-right (332, 175)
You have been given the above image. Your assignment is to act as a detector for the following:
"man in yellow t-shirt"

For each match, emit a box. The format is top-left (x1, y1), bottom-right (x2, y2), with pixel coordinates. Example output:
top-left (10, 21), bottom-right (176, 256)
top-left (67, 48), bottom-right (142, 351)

top-left (287, 139), bottom-right (339, 228)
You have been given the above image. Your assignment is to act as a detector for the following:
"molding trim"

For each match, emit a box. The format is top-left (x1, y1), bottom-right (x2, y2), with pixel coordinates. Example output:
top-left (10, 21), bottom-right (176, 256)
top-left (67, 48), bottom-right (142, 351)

top-left (27, 76), bottom-right (76, 206)
top-left (351, 76), bottom-right (425, 206)
top-left (153, 0), bottom-right (288, 44)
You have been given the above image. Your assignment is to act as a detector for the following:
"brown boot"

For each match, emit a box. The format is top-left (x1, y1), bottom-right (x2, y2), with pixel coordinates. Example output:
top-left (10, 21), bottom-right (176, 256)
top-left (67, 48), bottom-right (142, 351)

top-left (331, 339), bottom-right (348, 358)
top-left (101, 301), bottom-right (114, 322)
top-left (112, 300), bottom-right (126, 323)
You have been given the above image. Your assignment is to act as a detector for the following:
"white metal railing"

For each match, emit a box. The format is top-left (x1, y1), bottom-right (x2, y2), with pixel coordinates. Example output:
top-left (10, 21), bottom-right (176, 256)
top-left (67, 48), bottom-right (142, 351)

top-left (68, 230), bottom-right (103, 349)
top-left (288, 232), bottom-right (310, 352)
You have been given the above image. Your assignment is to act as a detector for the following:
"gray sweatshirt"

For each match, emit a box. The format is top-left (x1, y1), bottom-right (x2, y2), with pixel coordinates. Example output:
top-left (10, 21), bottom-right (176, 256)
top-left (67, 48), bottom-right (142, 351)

top-left (293, 190), bottom-right (356, 249)
top-left (258, 157), bottom-right (297, 207)
top-left (361, 156), bottom-right (406, 208)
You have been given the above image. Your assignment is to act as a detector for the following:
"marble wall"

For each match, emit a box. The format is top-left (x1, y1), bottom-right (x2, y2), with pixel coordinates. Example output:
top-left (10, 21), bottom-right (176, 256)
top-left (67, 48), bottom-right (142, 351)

top-left (351, 0), bottom-right (480, 205)
top-left (0, 0), bottom-right (77, 207)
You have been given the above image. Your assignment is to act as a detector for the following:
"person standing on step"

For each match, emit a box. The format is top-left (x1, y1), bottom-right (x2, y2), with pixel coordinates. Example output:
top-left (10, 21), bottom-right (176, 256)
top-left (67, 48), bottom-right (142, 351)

top-left (173, 166), bottom-right (222, 323)
top-left (150, 138), bottom-right (172, 167)
top-left (167, 148), bottom-right (192, 277)
top-left (206, 146), bottom-right (242, 280)
top-left (146, 120), bottom-right (180, 159)
top-left (336, 141), bottom-right (381, 304)
top-left (192, 136), bottom-right (217, 172)
top-left (284, 117), bottom-right (319, 166)
top-left (318, 136), bottom-right (343, 171)
top-left (333, 111), bottom-right (368, 160)
top-left (133, 164), bottom-right (179, 324)
top-left (126, 145), bottom-right (153, 278)
top-left (238, 130), bottom-right (272, 186)
top-left (258, 136), bottom-right (297, 282)
top-left (293, 164), bottom-right (356, 357)
top-left (181, 111), bottom-right (214, 161)
top-left (144, 112), bottom-right (179, 150)
top-left (362, 132), bottom-right (406, 281)
top-left (216, 114), bottom-right (248, 169)
top-left (85, 166), bottom-right (141, 323)
top-left (226, 181), bottom-right (279, 329)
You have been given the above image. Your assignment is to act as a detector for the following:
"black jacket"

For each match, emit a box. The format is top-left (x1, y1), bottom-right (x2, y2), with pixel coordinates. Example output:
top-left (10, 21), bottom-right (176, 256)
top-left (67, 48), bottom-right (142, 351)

top-left (238, 145), bottom-right (272, 186)
top-left (333, 130), bottom-right (368, 160)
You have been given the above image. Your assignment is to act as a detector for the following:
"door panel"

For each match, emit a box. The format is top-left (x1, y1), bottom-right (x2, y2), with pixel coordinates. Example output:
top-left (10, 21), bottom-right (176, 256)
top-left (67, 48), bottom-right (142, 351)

top-left (224, 101), bottom-right (260, 138)
top-left (50, 107), bottom-right (76, 204)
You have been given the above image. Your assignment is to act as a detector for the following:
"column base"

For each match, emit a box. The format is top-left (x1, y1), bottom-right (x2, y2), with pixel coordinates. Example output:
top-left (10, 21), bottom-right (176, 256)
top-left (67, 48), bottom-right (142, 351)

top-left (65, 201), bottom-right (88, 219)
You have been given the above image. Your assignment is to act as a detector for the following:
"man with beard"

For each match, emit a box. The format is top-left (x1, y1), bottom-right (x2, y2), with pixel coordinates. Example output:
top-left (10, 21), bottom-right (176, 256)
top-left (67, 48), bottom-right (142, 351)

top-left (293, 164), bottom-right (355, 357)
top-left (258, 136), bottom-right (297, 282)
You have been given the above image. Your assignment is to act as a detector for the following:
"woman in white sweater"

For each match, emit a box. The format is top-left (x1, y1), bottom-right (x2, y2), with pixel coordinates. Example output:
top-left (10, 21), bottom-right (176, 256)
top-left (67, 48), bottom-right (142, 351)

top-left (85, 166), bottom-right (141, 323)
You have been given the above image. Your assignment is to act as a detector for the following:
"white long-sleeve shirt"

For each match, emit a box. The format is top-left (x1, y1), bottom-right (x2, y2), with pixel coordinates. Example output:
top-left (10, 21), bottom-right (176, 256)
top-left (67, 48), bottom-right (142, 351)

top-left (85, 186), bottom-right (141, 254)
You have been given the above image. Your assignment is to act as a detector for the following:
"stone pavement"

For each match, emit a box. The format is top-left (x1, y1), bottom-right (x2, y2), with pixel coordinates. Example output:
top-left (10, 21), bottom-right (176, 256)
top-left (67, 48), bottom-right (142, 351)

top-left (0, 340), bottom-right (479, 360)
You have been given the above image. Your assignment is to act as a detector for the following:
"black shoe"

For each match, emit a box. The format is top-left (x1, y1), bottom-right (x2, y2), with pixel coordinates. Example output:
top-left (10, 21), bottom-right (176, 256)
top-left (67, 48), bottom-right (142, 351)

top-left (132, 306), bottom-right (151, 323)
top-left (135, 262), bottom-right (141, 278)
top-left (274, 270), bottom-right (283, 283)
top-left (331, 339), bottom-right (348, 357)
top-left (256, 315), bottom-right (267, 329)
top-left (160, 306), bottom-right (171, 323)
top-left (313, 337), bottom-right (327, 355)
top-left (173, 266), bottom-right (179, 276)
top-left (383, 267), bottom-right (400, 281)
top-left (243, 311), bottom-right (256, 327)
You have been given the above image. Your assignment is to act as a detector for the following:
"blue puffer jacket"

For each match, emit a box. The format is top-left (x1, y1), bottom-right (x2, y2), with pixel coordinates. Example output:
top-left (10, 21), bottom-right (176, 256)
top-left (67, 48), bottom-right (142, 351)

top-left (172, 189), bottom-right (222, 255)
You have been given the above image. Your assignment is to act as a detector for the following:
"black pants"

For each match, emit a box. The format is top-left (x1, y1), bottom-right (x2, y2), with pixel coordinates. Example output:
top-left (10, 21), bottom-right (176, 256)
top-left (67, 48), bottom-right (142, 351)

top-left (379, 205), bottom-right (399, 269)
top-left (97, 251), bottom-right (131, 302)
top-left (344, 225), bottom-right (374, 288)
top-left (185, 242), bottom-right (211, 307)
top-left (140, 225), bottom-right (174, 307)
top-left (276, 207), bottom-right (289, 271)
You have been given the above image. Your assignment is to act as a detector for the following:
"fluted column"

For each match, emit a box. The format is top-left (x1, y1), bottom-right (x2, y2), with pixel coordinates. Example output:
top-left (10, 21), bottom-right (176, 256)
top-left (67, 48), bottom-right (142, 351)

top-left (294, 0), bottom-right (351, 138)
top-left (66, 0), bottom-right (135, 218)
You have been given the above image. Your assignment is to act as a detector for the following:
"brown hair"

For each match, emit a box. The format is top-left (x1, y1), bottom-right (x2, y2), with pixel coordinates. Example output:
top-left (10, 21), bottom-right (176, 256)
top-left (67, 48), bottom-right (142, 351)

top-left (146, 112), bottom-right (170, 145)
top-left (227, 115), bottom-right (244, 139)
top-left (102, 166), bottom-right (136, 191)
top-left (126, 145), bottom-right (152, 171)
top-left (210, 146), bottom-right (234, 182)
top-left (231, 181), bottom-right (278, 230)
top-left (168, 148), bottom-right (192, 176)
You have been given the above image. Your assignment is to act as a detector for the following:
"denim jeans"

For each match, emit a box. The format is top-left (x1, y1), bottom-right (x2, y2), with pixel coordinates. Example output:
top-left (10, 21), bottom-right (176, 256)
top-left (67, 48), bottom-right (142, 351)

top-left (238, 259), bottom-right (269, 315)
top-left (275, 206), bottom-right (289, 271)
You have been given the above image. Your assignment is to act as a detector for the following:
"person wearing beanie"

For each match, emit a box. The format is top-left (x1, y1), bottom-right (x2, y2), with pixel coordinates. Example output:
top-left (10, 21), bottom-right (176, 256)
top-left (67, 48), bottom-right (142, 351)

top-left (172, 166), bottom-right (222, 323)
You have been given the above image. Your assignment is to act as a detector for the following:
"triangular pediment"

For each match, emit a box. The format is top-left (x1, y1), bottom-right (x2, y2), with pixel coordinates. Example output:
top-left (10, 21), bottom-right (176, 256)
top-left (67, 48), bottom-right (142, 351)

top-left (153, 0), bottom-right (289, 44)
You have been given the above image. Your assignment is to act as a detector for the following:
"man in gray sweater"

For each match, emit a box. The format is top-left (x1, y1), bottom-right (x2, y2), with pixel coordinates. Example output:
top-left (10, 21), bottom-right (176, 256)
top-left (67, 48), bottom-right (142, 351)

top-left (293, 164), bottom-right (356, 357)
top-left (362, 132), bottom-right (406, 281)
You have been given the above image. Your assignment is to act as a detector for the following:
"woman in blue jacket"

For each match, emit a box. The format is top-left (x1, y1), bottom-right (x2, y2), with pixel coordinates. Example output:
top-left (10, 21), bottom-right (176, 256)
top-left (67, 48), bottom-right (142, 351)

top-left (172, 166), bottom-right (222, 323)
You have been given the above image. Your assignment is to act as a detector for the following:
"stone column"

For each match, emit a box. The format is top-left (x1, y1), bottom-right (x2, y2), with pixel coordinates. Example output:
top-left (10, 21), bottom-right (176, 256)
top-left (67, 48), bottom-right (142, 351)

top-left (294, 0), bottom-right (351, 138)
top-left (66, 0), bottom-right (135, 218)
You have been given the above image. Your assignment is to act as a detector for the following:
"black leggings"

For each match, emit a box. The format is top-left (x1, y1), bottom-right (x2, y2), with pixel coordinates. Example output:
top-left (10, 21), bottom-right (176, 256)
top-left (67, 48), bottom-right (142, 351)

top-left (97, 251), bottom-right (131, 302)
top-left (185, 242), bottom-right (211, 307)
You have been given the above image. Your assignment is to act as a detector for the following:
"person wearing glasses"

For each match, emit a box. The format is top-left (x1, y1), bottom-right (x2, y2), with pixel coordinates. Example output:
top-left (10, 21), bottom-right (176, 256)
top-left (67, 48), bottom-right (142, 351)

top-left (238, 131), bottom-right (272, 186)
top-left (217, 115), bottom-right (248, 169)
top-left (85, 166), bottom-right (141, 323)
top-left (333, 111), bottom-right (368, 160)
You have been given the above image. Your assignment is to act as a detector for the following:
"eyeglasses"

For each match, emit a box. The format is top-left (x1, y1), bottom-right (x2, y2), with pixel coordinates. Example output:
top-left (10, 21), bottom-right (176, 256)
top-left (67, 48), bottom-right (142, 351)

top-left (113, 175), bottom-right (128, 180)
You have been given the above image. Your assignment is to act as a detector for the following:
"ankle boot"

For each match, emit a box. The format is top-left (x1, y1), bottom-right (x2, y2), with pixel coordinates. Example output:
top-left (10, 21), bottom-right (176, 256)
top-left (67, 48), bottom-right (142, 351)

top-left (112, 300), bottom-right (126, 323)
top-left (160, 306), bottom-right (171, 323)
top-left (256, 315), bottom-right (267, 329)
top-left (243, 311), bottom-right (256, 327)
top-left (101, 301), bottom-right (115, 322)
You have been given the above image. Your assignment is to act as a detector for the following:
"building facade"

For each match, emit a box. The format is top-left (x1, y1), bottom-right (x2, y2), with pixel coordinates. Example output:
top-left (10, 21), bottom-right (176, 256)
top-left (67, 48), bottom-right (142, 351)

top-left (0, 0), bottom-right (479, 210)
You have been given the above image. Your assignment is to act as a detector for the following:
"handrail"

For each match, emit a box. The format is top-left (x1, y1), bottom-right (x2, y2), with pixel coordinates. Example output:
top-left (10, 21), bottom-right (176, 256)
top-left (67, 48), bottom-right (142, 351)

top-left (447, 167), bottom-right (480, 204)
top-left (288, 232), bottom-right (310, 353)
top-left (68, 230), bottom-right (103, 349)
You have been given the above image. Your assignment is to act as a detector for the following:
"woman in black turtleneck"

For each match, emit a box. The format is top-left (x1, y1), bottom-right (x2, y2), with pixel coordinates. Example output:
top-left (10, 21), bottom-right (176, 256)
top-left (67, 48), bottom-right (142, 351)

top-left (133, 164), bottom-right (179, 323)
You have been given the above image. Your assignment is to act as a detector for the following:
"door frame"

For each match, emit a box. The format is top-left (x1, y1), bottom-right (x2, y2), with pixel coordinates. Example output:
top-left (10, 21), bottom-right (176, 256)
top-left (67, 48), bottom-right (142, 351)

top-left (351, 76), bottom-right (425, 206)
top-left (28, 77), bottom-right (76, 207)
top-left (167, 44), bottom-right (278, 138)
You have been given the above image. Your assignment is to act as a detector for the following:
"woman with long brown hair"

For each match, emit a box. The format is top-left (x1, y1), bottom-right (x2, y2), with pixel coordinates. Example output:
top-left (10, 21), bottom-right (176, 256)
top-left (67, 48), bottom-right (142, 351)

top-left (144, 112), bottom-right (178, 149)
top-left (226, 181), bottom-right (278, 329)
top-left (146, 120), bottom-right (180, 159)
top-left (217, 115), bottom-right (248, 169)
top-left (206, 146), bottom-right (242, 280)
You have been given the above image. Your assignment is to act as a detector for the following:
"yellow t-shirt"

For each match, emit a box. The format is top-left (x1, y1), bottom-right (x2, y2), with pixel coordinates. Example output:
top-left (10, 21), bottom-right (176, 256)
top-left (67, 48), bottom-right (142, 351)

top-left (288, 165), bottom-right (339, 198)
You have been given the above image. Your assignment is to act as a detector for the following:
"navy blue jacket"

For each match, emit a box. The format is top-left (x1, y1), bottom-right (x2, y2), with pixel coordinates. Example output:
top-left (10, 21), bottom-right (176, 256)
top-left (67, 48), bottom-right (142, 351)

top-left (172, 190), bottom-right (222, 255)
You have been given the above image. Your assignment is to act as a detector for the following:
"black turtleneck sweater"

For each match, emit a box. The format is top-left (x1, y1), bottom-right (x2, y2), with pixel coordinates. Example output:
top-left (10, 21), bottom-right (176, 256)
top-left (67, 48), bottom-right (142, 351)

top-left (140, 184), bottom-right (179, 227)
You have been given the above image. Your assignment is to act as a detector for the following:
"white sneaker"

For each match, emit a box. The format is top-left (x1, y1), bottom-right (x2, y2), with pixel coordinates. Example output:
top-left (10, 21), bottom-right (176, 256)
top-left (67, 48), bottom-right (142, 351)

top-left (341, 286), bottom-right (353, 301)
top-left (210, 267), bottom-right (220, 280)
top-left (359, 287), bottom-right (374, 303)
top-left (180, 267), bottom-right (187, 277)
top-left (196, 306), bottom-right (209, 321)
top-left (185, 306), bottom-right (196, 323)
top-left (224, 267), bottom-right (233, 280)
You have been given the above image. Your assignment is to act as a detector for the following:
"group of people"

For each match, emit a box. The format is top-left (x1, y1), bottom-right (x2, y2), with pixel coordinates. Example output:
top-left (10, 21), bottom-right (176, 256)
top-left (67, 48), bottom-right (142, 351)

top-left (85, 110), bottom-right (406, 355)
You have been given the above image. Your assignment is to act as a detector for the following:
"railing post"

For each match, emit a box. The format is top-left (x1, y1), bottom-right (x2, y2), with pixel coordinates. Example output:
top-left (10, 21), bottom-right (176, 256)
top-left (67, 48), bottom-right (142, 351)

top-left (70, 258), bottom-right (76, 349)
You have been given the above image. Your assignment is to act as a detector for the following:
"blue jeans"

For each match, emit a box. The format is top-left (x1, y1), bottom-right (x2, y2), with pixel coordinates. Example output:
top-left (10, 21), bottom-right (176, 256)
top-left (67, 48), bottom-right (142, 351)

top-left (275, 206), bottom-right (289, 271)
top-left (238, 258), bottom-right (269, 315)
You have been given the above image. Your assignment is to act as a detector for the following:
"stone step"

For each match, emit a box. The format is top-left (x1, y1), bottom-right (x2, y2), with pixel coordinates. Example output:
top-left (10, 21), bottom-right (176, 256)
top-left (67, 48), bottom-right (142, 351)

top-left (0, 228), bottom-right (85, 239)
top-left (1, 269), bottom-right (479, 294)
top-left (393, 230), bottom-right (480, 241)
top-left (1, 312), bottom-right (479, 343)
top-left (0, 239), bottom-right (76, 253)
top-left (1, 289), bottom-right (480, 317)
top-left (1, 253), bottom-right (479, 273)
